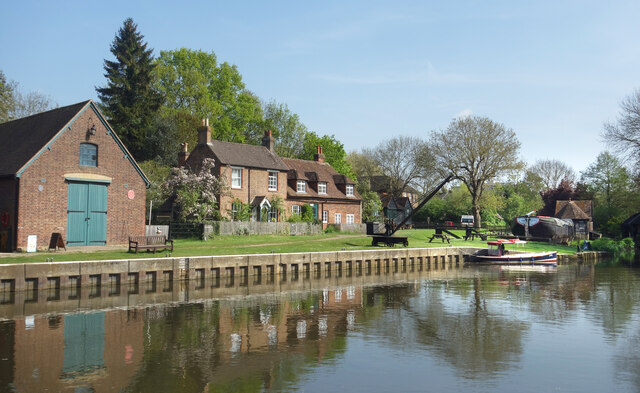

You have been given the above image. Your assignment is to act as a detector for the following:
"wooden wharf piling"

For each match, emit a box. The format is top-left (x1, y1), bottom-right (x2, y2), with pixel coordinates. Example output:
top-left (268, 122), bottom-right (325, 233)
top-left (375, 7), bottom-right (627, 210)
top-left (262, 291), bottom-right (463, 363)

top-left (0, 247), bottom-right (480, 294)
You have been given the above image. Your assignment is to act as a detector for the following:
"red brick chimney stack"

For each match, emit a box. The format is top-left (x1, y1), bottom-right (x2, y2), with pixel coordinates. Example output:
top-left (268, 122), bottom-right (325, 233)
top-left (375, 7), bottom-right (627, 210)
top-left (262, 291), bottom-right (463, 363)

top-left (178, 142), bottom-right (189, 167)
top-left (262, 129), bottom-right (275, 152)
top-left (314, 145), bottom-right (325, 163)
top-left (198, 118), bottom-right (211, 145)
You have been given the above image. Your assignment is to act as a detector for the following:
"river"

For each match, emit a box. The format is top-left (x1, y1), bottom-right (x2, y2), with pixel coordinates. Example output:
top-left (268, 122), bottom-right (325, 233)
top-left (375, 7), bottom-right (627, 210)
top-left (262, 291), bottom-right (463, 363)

top-left (1, 260), bottom-right (639, 392)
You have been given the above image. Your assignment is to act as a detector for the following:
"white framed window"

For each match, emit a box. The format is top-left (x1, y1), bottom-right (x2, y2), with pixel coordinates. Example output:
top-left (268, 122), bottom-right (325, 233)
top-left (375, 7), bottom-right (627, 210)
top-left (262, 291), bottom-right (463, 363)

top-left (318, 182), bottom-right (327, 194)
top-left (346, 184), bottom-right (354, 197)
top-left (346, 214), bottom-right (354, 224)
top-left (322, 210), bottom-right (328, 223)
top-left (292, 205), bottom-right (301, 215)
top-left (268, 171), bottom-right (278, 191)
top-left (232, 167), bottom-right (242, 189)
top-left (297, 180), bottom-right (306, 193)
top-left (334, 213), bottom-right (341, 224)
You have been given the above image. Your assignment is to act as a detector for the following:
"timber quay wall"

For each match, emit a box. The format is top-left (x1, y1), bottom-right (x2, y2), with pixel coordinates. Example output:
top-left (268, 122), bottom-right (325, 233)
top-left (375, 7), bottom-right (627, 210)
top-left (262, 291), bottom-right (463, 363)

top-left (0, 247), bottom-right (482, 293)
top-left (0, 248), bottom-right (607, 295)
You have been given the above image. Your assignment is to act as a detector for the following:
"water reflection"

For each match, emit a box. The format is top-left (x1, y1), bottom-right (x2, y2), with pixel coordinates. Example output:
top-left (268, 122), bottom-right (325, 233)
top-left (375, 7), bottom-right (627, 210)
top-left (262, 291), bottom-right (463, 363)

top-left (1, 261), bottom-right (640, 392)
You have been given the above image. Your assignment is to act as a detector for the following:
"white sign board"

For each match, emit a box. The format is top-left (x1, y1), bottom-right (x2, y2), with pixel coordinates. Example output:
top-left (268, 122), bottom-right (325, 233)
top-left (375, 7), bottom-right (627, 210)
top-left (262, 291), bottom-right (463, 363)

top-left (26, 235), bottom-right (37, 253)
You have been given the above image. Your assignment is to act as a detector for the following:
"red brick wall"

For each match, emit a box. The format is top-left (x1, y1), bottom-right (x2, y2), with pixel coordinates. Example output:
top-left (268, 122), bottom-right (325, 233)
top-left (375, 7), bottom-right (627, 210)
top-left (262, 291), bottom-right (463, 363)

top-left (220, 165), bottom-right (288, 219)
top-left (15, 106), bottom-right (146, 250)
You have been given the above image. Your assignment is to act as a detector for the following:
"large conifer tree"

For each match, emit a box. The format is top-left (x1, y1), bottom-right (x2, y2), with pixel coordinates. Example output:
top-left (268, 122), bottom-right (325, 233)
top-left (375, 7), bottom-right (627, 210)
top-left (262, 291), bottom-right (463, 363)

top-left (96, 18), bottom-right (163, 160)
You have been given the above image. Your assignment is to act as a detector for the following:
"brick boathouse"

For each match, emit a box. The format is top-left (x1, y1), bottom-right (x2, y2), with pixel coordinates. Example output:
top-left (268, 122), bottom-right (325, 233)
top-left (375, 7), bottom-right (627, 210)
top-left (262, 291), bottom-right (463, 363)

top-left (0, 100), bottom-right (149, 252)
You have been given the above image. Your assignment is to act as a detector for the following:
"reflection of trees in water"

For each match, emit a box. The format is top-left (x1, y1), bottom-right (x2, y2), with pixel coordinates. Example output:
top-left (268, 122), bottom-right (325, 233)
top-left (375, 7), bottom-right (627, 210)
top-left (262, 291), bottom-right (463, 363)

top-left (360, 279), bottom-right (528, 379)
top-left (586, 266), bottom-right (640, 337)
top-left (125, 293), bottom-right (355, 393)
top-left (615, 328), bottom-right (640, 392)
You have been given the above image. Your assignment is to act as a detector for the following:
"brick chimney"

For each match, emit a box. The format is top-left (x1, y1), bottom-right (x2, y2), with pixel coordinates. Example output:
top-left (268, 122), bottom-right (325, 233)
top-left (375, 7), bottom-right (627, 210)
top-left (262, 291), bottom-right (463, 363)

top-left (314, 145), bottom-right (325, 163)
top-left (198, 118), bottom-right (211, 145)
top-left (178, 142), bottom-right (189, 167)
top-left (262, 129), bottom-right (275, 152)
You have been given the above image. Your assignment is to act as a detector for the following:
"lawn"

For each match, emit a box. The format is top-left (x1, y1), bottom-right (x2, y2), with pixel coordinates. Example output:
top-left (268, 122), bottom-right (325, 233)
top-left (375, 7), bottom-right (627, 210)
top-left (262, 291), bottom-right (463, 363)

top-left (0, 228), bottom-right (577, 264)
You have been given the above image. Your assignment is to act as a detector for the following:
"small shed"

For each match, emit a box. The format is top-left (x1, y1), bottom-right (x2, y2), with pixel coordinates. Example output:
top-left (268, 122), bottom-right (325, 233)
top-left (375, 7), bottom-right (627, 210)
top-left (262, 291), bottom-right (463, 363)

top-left (555, 200), bottom-right (593, 240)
top-left (0, 101), bottom-right (149, 251)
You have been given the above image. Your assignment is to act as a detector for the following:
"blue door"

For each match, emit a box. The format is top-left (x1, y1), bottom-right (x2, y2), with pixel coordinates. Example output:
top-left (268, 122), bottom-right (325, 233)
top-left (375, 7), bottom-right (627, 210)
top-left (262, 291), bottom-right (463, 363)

top-left (67, 182), bottom-right (107, 246)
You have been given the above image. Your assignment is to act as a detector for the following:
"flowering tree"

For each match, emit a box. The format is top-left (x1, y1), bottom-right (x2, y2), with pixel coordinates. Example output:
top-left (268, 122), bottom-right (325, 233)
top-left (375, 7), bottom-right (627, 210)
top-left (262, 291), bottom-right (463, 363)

top-left (164, 158), bottom-right (228, 222)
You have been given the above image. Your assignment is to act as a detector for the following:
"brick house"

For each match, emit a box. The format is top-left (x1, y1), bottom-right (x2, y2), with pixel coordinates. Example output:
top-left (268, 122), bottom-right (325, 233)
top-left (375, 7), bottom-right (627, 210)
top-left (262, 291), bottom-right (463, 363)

top-left (181, 122), bottom-right (289, 221)
top-left (0, 101), bottom-right (149, 252)
top-left (176, 125), bottom-right (361, 225)
top-left (281, 147), bottom-right (362, 226)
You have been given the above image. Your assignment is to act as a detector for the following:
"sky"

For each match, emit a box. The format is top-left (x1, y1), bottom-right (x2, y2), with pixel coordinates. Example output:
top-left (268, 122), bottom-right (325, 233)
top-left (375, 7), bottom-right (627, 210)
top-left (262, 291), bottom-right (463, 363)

top-left (2, 0), bottom-right (639, 173)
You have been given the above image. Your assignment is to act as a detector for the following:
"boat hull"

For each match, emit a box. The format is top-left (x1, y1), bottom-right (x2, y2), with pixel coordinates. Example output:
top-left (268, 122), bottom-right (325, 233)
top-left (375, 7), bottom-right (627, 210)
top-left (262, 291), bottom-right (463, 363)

top-left (474, 251), bottom-right (558, 266)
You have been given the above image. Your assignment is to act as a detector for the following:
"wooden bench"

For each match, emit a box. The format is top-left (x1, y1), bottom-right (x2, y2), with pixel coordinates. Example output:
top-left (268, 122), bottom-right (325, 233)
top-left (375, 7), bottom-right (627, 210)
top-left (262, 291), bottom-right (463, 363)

top-left (128, 235), bottom-right (174, 253)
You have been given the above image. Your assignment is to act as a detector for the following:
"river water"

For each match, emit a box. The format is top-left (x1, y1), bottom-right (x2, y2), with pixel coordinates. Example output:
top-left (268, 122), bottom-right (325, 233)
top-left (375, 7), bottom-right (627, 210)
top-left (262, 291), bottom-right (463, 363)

top-left (1, 260), bottom-right (639, 392)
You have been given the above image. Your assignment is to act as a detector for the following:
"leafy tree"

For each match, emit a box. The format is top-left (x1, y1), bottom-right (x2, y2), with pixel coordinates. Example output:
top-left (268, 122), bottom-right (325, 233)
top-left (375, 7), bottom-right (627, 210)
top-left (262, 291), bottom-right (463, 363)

top-left (96, 18), bottom-right (163, 161)
top-left (153, 48), bottom-right (263, 145)
top-left (528, 159), bottom-right (576, 191)
top-left (346, 150), bottom-right (383, 179)
top-left (138, 160), bottom-right (171, 211)
top-left (229, 198), bottom-right (252, 221)
top-left (301, 204), bottom-right (315, 222)
top-left (363, 136), bottom-right (434, 197)
top-left (603, 89), bottom-right (640, 173)
top-left (163, 158), bottom-right (228, 222)
top-left (494, 181), bottom-right (543, 224)
top-left (581, 151), bottom-right (638, 236)
top-left (301, 132), bottom-right (355, 178)
top-left (261, 100), bottom-right (307, 158)
top-left (431, 116), bottom-right (523, 227)
top-left (0, 70), bottom-right (16, 123)
top-left (538, 178), bottom-right (592, 216)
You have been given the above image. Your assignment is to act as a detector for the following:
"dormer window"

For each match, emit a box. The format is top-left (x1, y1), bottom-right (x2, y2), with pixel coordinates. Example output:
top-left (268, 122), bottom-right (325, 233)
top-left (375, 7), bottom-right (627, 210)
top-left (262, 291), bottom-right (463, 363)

top-left (297, 180), bottom-right (306, 193)
top-left (80, 143), bottom-right (97, 167)
top-left (318, 182), bottom-right (327, 194)
top-left (346, 184), bottom-right (354, 197)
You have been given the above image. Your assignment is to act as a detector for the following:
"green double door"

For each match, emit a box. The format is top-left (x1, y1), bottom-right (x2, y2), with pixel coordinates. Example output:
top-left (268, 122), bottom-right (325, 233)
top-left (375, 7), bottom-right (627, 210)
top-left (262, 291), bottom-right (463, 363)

top-left (67, 182), bottom-right (108, 246)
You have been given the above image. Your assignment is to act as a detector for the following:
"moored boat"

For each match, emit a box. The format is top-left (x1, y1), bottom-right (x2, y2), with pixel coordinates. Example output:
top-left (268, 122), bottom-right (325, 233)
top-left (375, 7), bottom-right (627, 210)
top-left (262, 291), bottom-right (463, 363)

top-left (474, 239), bottom-right (558, 266)
top-left (512, 215), bottom-right (573, 241)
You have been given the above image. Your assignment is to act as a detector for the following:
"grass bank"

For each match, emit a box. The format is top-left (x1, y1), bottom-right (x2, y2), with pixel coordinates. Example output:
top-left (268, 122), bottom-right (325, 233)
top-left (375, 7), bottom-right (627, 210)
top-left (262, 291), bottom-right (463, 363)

top-left (0, 229), bottom-right (577, 264)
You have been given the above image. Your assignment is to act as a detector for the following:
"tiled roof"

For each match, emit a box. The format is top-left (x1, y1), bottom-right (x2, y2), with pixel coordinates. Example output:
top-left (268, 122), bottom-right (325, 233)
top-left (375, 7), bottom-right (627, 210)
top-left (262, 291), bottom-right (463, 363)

top-left (381, 195), bottom-right (411, 209)
top-left (555, 200), bottom-right (592, 219)
top-left (281, 157), bottom-right (361, 201)
top-left (204, 140), bottom-right (289, 171)
top-left (555, 200), bottom-right (590, 220)
top-left (0, 101), bottom-right (90, 176)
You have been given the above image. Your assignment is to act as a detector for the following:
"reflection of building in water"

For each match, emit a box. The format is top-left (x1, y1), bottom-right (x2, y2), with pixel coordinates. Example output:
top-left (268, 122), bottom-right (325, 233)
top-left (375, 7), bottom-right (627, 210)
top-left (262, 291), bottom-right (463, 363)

top-left (11, 310), bottom-right (144, 392)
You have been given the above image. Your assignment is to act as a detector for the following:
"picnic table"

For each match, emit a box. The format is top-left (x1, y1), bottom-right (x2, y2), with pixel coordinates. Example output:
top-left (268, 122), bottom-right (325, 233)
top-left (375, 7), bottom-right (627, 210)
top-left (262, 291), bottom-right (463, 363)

top-left (428, 228), bottom-right (451, 244)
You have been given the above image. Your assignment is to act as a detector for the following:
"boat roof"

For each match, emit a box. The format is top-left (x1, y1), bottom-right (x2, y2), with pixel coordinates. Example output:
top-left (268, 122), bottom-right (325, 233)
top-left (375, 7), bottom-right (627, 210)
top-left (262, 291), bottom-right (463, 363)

top-left (488, 239), bottom-right (527, 245)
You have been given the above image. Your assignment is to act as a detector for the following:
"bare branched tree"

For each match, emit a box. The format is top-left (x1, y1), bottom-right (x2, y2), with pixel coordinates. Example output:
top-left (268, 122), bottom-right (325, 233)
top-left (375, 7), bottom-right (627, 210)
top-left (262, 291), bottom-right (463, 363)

top-left (363, 136), bottom-right (434, 197)
top-left (603, 89), bottom-right (640, 172)
top-left (431, 116), bottom-right (523, 227)
top-left (528, 159), bottom-right (575, 191)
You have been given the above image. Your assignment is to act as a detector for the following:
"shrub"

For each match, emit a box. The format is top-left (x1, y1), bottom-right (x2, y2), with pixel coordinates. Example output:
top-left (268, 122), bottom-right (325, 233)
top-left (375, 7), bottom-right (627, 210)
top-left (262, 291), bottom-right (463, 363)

top-left (591, 237), bottom-right (636, 256)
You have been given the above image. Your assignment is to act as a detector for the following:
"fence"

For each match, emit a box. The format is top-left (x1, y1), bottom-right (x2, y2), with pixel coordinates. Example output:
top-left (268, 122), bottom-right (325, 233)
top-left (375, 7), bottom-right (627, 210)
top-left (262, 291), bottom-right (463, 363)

top-left (166, 221), bottom-right (366, 239)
